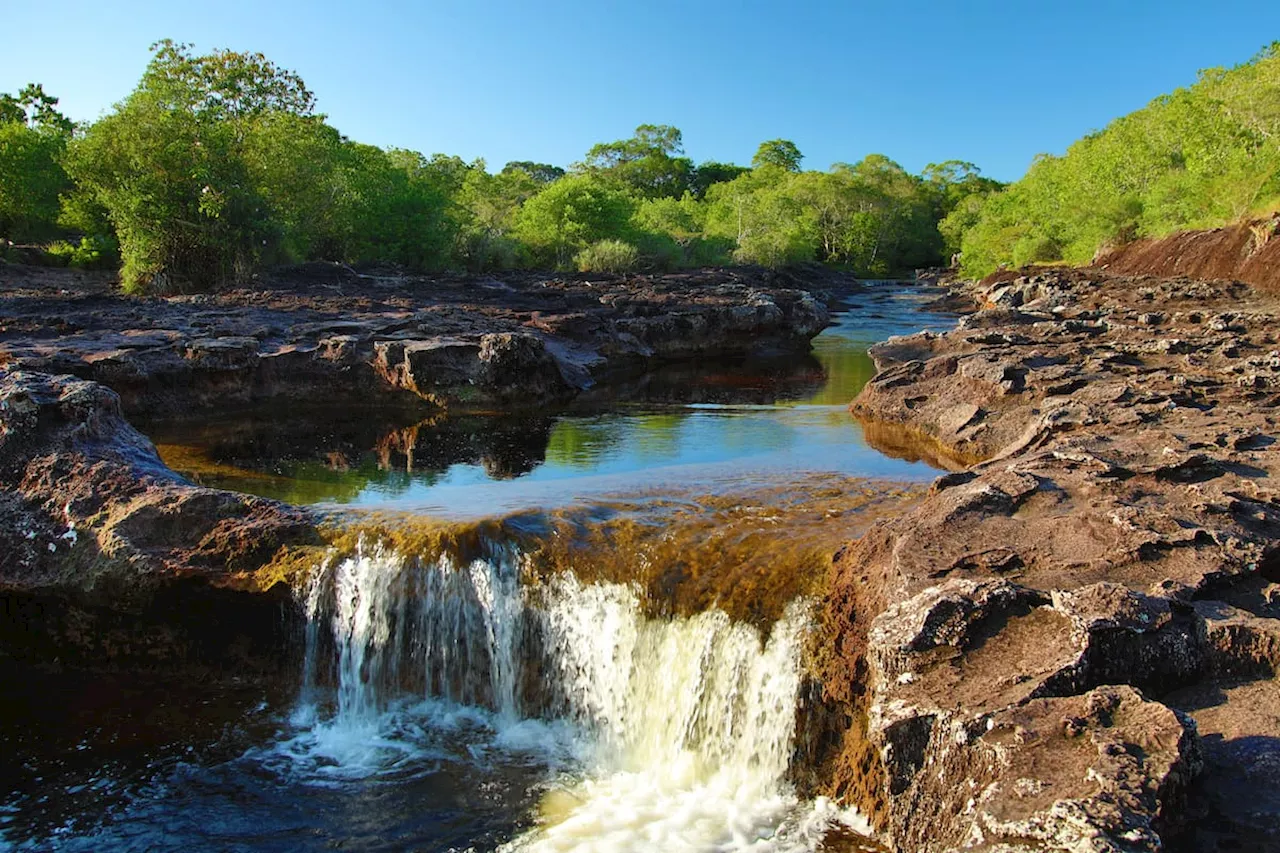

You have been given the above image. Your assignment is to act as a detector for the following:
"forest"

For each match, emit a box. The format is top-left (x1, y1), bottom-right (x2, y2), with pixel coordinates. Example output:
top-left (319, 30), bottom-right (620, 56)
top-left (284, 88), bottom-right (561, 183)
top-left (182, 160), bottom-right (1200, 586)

top-left (0, 41), bottom-right (999, 291)
top-left (953, 42), bottom-right (1280, 276)
top-left (3, 41), bottom-right (1277, 291)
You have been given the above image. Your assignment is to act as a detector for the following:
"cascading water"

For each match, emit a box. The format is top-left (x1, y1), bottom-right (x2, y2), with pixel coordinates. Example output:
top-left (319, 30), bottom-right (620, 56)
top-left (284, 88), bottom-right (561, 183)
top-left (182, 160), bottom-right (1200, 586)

top-left (288, 535), bottom-right (871, 851)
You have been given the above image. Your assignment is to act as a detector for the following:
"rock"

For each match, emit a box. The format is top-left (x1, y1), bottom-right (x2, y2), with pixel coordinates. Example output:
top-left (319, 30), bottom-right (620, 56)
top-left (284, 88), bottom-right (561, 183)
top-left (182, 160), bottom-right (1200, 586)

top-left (0, 371), bottom-right (319, 669)
top-left (0, 265), bottom-right (833, 415)
top-left (870, 686), bottom-right (1199, 853)
top-left (817, 267), bottom-right (1280, 850)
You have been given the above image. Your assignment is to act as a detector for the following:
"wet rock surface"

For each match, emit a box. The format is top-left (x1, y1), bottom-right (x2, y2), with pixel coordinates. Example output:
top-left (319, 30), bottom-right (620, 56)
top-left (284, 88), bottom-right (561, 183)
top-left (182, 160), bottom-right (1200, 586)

top-left (0, 370), bottom-right (318, 670)
top-left (817, 269), bottom-right (1280, 851)
top-left (0, 264), bottom-right (830, 415)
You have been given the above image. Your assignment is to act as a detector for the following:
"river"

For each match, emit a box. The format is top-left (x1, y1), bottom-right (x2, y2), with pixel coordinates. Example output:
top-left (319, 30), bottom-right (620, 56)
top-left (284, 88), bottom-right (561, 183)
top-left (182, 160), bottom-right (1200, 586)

top-left (0, 283), bottom-right (955, 852)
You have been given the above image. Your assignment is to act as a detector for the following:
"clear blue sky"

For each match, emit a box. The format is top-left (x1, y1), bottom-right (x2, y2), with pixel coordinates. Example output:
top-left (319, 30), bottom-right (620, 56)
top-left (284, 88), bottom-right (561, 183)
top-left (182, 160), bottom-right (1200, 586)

top-left (2, 1), bottom-right (1277, 182)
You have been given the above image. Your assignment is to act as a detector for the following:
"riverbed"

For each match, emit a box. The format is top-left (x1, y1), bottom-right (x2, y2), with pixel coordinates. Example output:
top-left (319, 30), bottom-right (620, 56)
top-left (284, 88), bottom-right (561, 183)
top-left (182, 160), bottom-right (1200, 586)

top-left (0, 284), bottom-right (954, 852)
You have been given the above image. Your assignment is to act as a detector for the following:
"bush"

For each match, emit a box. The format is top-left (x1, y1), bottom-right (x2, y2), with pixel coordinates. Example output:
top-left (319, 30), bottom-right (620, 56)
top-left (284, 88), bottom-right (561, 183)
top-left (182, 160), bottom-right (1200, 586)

top-left (632, 232), bottom-right (685, 271)
top-left (575, 239), bottom-right (639, 273)
top-left (458, 231), bottom-right (523, 271)
top-left (45, 234), bottom-right (118, 269)
top-left (1012, 235), bottom-right (1062, 267)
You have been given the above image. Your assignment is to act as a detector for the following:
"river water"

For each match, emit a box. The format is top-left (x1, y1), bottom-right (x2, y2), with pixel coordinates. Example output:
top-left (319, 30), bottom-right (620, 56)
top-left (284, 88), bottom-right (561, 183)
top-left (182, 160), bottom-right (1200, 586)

top-left (0, 284), bottom-right (955, 852)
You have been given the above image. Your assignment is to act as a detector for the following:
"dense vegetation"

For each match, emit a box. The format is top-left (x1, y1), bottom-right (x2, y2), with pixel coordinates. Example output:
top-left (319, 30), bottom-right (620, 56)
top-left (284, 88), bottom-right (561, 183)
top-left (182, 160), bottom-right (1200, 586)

top-left (0, 41), bottom-right (997, 291)
top-left (955, 42), bottom-right (1280, 276)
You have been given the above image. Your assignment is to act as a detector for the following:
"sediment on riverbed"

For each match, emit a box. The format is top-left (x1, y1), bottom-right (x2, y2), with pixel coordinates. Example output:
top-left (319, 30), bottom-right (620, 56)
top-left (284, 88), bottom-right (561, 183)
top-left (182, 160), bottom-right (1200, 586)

top-left (814, 266), bottom-right (1280, 851)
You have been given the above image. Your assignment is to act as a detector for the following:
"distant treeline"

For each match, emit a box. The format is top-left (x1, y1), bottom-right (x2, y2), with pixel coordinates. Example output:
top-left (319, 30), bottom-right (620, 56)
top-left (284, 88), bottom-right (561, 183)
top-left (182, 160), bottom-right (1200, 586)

top-left (0, 41), bottom-right (1000, 291)
top-left (954, 42), bottom-right (1280, 277)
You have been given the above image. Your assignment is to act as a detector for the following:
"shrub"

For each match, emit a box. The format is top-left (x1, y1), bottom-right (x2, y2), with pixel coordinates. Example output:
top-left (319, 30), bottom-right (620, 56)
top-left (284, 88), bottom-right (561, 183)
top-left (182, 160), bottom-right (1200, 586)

top-left (1012, 235), bottom-right (1062, 267)
top-left (575, 239), bottom-right (639, 273)
top-left (632, 232), bottom-right (685, 271)
top-left (45, 234), bottom-right (118, 269)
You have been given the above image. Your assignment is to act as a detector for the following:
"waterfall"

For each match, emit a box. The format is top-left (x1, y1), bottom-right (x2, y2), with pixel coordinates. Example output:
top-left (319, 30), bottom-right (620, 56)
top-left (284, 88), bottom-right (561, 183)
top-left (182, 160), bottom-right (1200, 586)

top-left (293, 534), bottom-right (867, 850)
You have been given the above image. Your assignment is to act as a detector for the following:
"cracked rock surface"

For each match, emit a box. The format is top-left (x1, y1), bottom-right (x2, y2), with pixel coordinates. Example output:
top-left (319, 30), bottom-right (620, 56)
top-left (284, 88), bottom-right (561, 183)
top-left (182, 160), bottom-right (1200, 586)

top-left (815, 269), bottom-right (1280, 852)
top-left (0, 370), bottom-right (319, 670)
top-left (0, 263), bottom-right (830, 415)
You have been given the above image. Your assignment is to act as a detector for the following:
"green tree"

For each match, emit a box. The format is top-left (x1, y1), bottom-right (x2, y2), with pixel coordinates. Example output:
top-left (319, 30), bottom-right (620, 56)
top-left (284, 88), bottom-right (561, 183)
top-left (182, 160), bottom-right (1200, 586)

top-left (751, 139), bottom-right (803, 172)
top-left (0, 84), bottom-right (73, 243)
top-left (501, 161), bottom-right (565, 184)
top-left (65, 40), bottom-right (318, 290)
top-left (689, 160), bottom-right (749, 197)
top-left (957, 42), bottom-right (1280, 276)
top-left (581, 124), bottom-right (694, 199)
top-left (336, 144), bottom-right (460, 269)
top-left (514, 172), bottom-right (636, 268)
top-left (456, 162), bottom-right (540, 270)
top-left (704, 168), bottom-right (815, 268)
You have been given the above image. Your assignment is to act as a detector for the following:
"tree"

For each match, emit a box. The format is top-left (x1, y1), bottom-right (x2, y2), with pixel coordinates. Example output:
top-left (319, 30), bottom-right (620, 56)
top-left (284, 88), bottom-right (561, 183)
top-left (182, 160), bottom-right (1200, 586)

top-left (751, 139), bottom-right (803, 172)
top-left (514, 173), bottom-right (636, 268)
top-left (957, 42), bottom-right (1280, 276)
top-left (240, 110), bottom-right (345, 262)
top-left (335, 144), bottom-right (460, 269)
top-left (580, 124), bottom-right (694, 198)
top-left (704, 169), bottom-right (815, 268)
top-left (501, 161), bottom-right (565, 184)
top-left (689, 161), bottom-right (749, 198)
top-left (0, 84), bottom-right (73, 242)
top-left (65, 41), bottom-right (319, 290)
top-left (456, 163), bottom-right (540, 270)
top-left (139, 39), bottom-right (315, 121)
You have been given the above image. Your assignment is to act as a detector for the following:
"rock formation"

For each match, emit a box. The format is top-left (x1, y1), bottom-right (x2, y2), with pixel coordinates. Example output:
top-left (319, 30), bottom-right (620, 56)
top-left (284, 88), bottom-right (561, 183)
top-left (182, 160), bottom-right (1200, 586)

top-left (0, 264), bottom-right (830, 414)
top-left (817, 268), bottom-right (1280, 851)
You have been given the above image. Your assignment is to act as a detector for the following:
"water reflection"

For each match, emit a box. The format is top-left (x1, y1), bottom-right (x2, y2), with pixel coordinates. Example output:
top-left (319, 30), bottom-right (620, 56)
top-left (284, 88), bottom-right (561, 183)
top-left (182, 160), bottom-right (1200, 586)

top-left (148, 285), bottom-right (956, 514)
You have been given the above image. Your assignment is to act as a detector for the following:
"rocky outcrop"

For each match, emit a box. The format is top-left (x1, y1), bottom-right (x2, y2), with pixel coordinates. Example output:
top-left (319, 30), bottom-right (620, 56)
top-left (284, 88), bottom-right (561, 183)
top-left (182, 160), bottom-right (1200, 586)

top-left (1095, 215), bottom-right (1280, 293)
top-left (0, 264), bottom-right (830, 414)
top-left (817, 269), bottom-right (1280, 851)
top-left (0, 370), bottom-right (319, 670)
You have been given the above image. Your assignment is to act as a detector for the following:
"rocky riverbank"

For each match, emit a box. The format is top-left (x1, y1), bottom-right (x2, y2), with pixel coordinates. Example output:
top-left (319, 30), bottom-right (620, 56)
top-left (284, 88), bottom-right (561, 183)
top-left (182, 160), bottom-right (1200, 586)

top-left (0, 263), bottom-right (830, 415)
top-left (816, 268), bottom-right (1280, 851)
top-left (9, 259), bottom-right (1279, 851)
top-left (0, 264), bottom-right (835, 667)
top-left (0, 370), bottom-right (317, 671)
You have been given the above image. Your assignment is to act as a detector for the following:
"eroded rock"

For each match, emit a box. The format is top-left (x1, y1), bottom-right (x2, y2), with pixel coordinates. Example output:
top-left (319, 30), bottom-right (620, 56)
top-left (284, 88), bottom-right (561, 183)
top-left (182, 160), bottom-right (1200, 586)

top-left (0, 265), bottom-right (833, 414)
top-left (816, 268), bottom-right (1280, 851)
top-left (0, 371), bottom-right (318, 669)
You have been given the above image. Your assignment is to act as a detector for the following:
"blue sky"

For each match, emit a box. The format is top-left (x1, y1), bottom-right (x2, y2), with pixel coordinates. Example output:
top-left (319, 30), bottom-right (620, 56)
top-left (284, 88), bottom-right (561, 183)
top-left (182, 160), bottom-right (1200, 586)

top-left (2, 1), bottom-right (1277, 182)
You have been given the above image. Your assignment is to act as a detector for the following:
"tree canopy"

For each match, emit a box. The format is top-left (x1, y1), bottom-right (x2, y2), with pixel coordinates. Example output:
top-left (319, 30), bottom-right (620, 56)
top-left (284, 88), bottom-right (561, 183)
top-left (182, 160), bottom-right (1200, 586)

top-left (4, 41), bottom-right (1014, 290)
top-left (954, 42), bottom-right (1280, 276)
top-left (0, 84), bottom-right (73, 243)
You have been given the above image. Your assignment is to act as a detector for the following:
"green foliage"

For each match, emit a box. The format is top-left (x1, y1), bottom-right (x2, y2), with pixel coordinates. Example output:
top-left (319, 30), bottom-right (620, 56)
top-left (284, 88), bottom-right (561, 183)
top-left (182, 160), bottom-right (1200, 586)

top-left (580, 124), bottom-right (694, 199)
top-left (45, 234), bottom-right (118, 269)
top-left (501, 161), bottom-right (564, 184)
top-left (700, 153), bottom-right (945, 272)
top-left (575, 238), bottom-right (640, 273)
top-left (514, 173), bottom-right (636, 268)
top-left (64, 40), bottom-right (460, 291)
top-left (65, 40), bottom-right (319, 290)
top-left (456, 161), bottom-right (541, 270)
top-left (26, 41), bottom-right (989, 284)
top-left (0, 84), bottom-right (73, 242)
top-left (689, 161), bottom-right (750, 198)
top-left (958, 42), bottom-right (1280, 276)
top-left (752, 139), bottom-right (803, 172)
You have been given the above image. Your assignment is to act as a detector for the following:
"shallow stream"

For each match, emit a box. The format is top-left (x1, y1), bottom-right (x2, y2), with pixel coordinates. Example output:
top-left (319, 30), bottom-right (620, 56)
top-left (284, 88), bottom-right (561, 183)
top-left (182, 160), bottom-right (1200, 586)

top-left (0, 284), bottom-right (955, 852)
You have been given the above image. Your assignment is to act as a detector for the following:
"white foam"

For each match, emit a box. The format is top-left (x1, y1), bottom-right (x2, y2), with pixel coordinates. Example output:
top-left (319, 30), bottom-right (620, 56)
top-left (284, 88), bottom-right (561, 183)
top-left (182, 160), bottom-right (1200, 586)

top-left (287, 539), bottom-right (878, 851)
